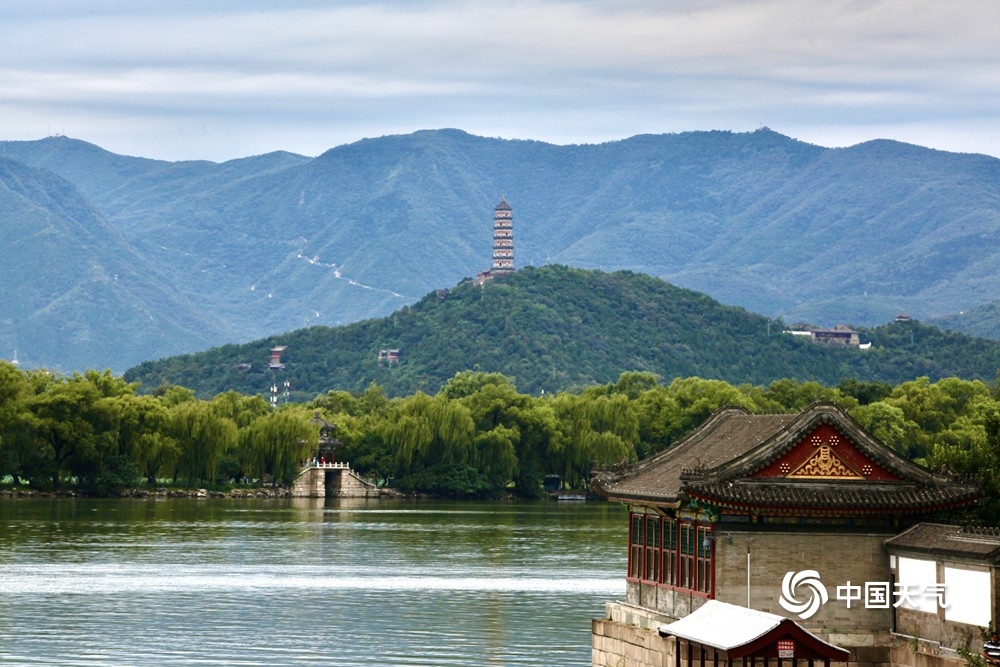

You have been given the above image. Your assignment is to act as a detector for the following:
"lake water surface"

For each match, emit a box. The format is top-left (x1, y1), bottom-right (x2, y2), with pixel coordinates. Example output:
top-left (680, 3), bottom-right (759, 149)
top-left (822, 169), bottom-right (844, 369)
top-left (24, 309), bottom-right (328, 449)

top-left (0, 498), bottom-right (627, 666)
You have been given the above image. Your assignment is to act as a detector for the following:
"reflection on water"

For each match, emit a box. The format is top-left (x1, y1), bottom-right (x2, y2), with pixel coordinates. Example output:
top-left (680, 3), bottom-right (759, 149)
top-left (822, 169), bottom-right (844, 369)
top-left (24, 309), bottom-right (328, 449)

top-left (0, 498), bottom-right (626, 666)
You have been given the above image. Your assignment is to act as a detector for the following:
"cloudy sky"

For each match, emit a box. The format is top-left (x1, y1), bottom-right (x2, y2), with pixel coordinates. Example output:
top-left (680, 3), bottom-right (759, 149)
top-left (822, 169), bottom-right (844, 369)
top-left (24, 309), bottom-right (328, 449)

top-left (2, 0), bottom-right (999, 162)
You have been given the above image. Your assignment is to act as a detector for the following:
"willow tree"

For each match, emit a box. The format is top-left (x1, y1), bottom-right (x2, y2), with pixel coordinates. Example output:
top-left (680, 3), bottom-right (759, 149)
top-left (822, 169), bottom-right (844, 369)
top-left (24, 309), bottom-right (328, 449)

top-left (551, 392), bottom-right (636, 489)
top-left (170, 400), bottom-right (237, 485)
top-left (211, 391), bottom-right (270, 429)
top-left (22, 372), bottom-right (115, 489)
top-left (0, 361), bottom-right (31, 484)
top-left (382, 392), bottom-right (474, 474)
top-left (455, 377), bottom-right (563, 496)
top-left (238, 408), bottom-right (318, 486)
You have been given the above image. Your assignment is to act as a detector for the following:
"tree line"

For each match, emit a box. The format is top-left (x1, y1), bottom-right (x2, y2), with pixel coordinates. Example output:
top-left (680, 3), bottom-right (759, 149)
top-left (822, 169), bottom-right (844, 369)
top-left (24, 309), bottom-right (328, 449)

top-left (3, 361), bottom-right (1000, 519)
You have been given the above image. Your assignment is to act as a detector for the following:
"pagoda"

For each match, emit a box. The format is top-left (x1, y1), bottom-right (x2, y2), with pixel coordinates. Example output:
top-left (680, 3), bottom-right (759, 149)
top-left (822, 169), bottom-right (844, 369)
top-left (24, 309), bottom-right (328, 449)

top-left (491, 195), bottom-right (514, 273)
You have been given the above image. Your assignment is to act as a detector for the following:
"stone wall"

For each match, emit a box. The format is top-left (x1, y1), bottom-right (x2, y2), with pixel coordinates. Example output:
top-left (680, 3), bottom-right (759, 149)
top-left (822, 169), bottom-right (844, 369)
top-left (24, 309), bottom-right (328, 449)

top-left (889, 638), bottom-right (967, 667)
top-left (592, 602), bottom-right (673, 667)
top-left (716, 529), bottom-right (895, 639)
top-left (894, 608), bottom-right (983, 655)
top-left (625, 580), bottom-right (707, 621)
top-left (327, 467), bottom-right (378, 498)
top-left (629, 529), bottom-right (896, 639)
top-left (888, 555), bottom-right (993, 652)
top-left (290, 467), bottom-right (325, 497)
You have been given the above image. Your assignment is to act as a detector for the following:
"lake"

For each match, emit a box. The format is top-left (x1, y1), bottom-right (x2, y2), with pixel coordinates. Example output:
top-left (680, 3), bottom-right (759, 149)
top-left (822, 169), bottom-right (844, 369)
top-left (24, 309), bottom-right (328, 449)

top-left (0, 497), bottom-right (627, 666)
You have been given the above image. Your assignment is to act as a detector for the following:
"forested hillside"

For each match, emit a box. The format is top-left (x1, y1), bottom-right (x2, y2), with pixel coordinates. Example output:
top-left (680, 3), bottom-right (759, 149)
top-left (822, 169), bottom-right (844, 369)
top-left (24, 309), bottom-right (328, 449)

top-left (124, 266), bottom-right (1000, 400)
top-left (931, 301), bottom-right (1000, 341)
top-left (0, 157), bottom-right (231, 369)
top-left (3, 129), bottom-right (1000, 372)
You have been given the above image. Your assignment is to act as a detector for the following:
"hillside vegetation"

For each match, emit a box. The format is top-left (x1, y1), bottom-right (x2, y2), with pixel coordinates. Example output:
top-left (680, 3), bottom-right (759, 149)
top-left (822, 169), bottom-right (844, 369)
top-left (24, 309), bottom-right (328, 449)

top-left (3, 129), bottom-right (1000, 371)
top-left (124, 266), bottom-right (1000, 399)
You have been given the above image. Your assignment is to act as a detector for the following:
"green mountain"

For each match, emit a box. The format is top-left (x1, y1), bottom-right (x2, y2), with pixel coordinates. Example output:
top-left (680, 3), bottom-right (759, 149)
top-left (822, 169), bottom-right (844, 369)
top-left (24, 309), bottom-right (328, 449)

top-left (4, 129), bottom-right (1000, 372)
top-left (0, 157), bottom-right (233, 370)
top-left (123, 266), bottom-right (1000, 399)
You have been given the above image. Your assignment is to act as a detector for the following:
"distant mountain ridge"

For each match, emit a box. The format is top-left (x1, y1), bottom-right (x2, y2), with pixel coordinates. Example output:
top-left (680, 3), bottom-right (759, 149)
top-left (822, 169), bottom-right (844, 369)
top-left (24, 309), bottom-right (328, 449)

top-left (0, 156), bottom-right (232, 370)
top-left (2, 128), bottom-right (1000, 372)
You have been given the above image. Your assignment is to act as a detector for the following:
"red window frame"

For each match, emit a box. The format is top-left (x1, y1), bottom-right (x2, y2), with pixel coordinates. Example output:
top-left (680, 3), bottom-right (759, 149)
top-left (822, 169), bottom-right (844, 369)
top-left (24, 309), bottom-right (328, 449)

top-left (627, 512), bottom-right (714, 598)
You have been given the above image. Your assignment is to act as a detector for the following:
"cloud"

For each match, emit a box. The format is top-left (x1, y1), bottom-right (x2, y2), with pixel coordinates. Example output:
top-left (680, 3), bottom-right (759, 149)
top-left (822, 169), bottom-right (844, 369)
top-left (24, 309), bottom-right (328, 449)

top-left (2, 0), bottom-right (998, 161)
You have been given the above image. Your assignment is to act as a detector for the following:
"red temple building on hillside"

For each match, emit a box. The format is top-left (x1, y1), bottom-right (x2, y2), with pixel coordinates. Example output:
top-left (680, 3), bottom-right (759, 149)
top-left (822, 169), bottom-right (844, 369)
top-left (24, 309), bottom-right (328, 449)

top-left (590, 402), bottom-right (987, 667)
top-left (268, 346), bottom-right (287, 370)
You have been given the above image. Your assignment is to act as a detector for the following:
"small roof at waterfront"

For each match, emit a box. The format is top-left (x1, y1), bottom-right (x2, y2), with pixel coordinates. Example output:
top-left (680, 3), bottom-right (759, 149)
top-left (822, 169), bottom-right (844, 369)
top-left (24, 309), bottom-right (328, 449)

top-left (658, 600), bottom-right (850, 661)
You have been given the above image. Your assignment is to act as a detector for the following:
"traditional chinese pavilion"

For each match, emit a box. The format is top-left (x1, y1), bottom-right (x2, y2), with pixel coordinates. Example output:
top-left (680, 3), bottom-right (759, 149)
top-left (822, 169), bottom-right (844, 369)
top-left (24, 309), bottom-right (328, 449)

top-left (590, 402), bottom-right (983, 667)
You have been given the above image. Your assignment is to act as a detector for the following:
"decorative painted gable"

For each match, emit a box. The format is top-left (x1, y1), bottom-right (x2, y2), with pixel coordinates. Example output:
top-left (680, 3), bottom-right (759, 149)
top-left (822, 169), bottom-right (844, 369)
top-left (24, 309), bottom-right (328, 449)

top-left (750, 424), bottom-right (900, 481)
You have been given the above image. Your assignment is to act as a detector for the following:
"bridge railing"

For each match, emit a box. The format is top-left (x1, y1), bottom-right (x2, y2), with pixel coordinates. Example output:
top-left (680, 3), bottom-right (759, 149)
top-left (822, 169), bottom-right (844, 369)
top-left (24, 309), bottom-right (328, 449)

top-left (305, 461), bottom-right (350, 469)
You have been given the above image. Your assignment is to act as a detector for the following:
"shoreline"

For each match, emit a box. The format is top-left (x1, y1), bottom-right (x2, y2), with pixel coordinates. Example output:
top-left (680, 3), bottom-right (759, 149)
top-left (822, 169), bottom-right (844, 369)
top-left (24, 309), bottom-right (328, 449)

top-left (0, 486), bottom-right (297, 499)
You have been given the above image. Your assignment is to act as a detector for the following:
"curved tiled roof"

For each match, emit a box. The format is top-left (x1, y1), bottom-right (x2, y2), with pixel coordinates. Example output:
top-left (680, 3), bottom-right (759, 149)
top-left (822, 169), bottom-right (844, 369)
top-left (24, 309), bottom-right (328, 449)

top-left (885, 522), bottom-right (1000, 561)
top-left (592, 407), bottom-right (795, 505)
top-left (592, 403), bottom-right (984, 515)
top-left (683, 478), bottom-right (982, 515)
top-left (685, 403), bottom-right (948, 485)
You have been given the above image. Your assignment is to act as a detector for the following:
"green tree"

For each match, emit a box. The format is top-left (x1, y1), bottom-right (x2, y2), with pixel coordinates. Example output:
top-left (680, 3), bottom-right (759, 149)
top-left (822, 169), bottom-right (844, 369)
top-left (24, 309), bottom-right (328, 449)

top-left (22, 372), bottom-right (114, 490)
top-left (608, 371), bottom-right (661, 400)
top-left (170, 400), bottom-right (237, 485)
top-left (440, 371), bottom-right (515, 400)
top-left (551, 392), bottom-right (635, 489)
top-left (837, 378), bottom-right (893, 405)
top-left (632, 377), bottom-right (757, 457)
top-left (106, 394), bottom-right (180, 485)
top-left (0, 362), bottom-right (32, 484)
top-left (759, 378), bottom-right (855, 412)
top-left (334, 412), bottom-right (394, 484)
top-left (922, 402), bottom-right (1000, 524)
top-left (458, 378), bottom-right (562, 497)
top-left (239, 408), bottom-right (318, 486)
top-left (211, 391), bottom-right (270, 428)
top-left (848, 401), bottom-right (909, 454)
top-left (884, 377), bottom-right (992, 458)
top-left (383, 392), bottom-right (474, 474)
top-left (310, 389), bottom-right (362, 416)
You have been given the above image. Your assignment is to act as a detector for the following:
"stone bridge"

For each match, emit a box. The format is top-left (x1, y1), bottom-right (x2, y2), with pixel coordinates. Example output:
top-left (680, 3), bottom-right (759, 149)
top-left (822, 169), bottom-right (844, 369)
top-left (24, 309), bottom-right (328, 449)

top-left (290, 462), bottom-right (381, 498)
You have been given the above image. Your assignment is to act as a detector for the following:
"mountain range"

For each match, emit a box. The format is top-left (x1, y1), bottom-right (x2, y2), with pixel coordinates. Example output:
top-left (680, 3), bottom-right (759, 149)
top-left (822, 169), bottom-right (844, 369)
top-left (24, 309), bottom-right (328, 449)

top-left (2, 128), bottom-right (1000, 372)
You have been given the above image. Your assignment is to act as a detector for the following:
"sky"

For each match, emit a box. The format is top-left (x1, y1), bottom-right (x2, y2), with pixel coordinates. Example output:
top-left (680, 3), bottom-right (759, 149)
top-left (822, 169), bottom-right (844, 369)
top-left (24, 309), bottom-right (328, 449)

top-left (2, 0), bottom-right (999, 162)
